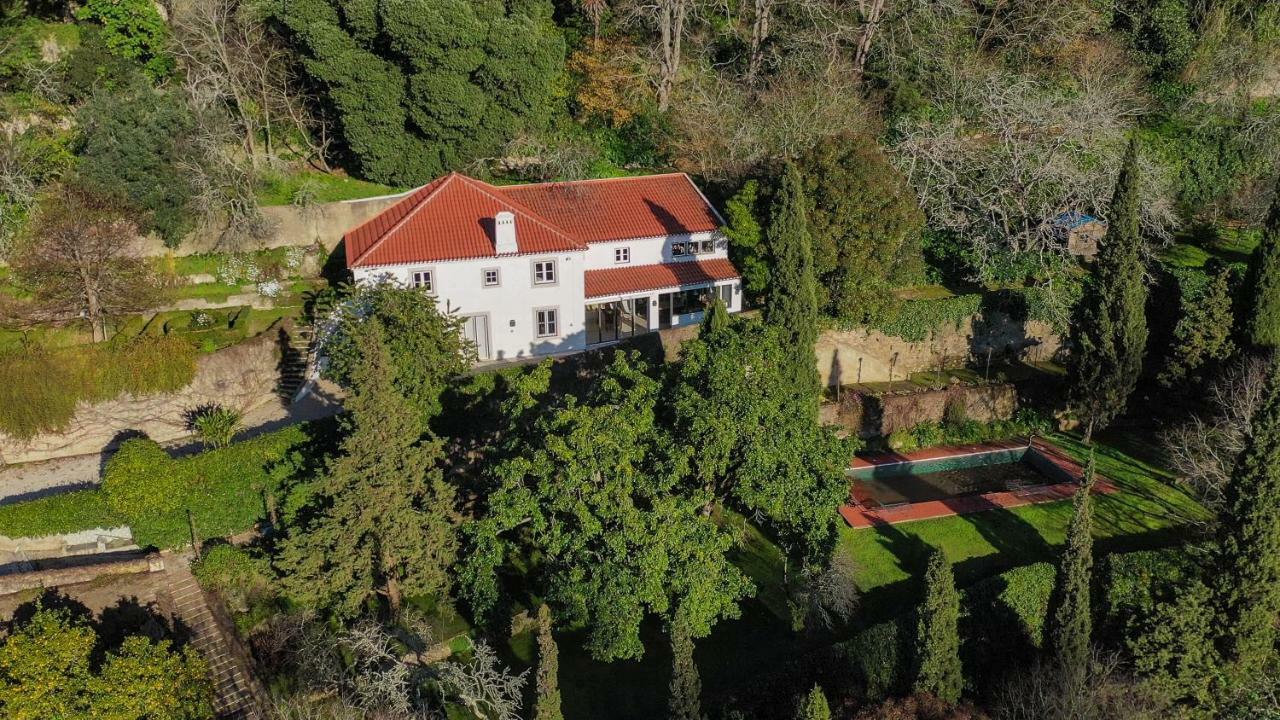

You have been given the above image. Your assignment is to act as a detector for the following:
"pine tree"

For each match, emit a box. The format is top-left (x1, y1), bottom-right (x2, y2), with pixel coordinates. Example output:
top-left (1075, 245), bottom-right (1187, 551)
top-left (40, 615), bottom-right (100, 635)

top-left (668, 623), bottom-right (703, 720)
top-left (1214, 355), bottom-right (1280, 679)
top-left (1049, 453), bottom-right (1096, 685)
top-left (534, 603), bottom-right (563, 720)
top-left (765, 162), bottom-right (821, 396)
top-left (914, 549), bottom-right (963, 704)
top-left (796, 684), bottom-right (831, 720)
top-left (1068, 139), bottom-right (1149, 441)
top-left (1245, 181), bottom-right (1280, 348)
top-left (277, 319), bottom-right (458, 617)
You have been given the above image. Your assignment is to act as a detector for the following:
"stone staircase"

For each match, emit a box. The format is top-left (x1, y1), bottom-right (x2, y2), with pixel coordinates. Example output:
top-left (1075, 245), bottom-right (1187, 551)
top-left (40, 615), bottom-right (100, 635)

top-left (166, 565), bottom-right (269, 720)
top-left (277, 324), bottom-right (314, 402)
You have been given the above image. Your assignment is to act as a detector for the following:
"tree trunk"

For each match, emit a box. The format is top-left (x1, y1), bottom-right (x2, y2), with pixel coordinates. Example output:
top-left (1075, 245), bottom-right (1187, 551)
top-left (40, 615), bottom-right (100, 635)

top-left (746, 0), bottom-right (773, 85)
top-left (657, 0), bottom-right (688, 112)
top-left (852, 0), bottom-right (886, 80)
top-left (381, 544), bottom-right (403, 614)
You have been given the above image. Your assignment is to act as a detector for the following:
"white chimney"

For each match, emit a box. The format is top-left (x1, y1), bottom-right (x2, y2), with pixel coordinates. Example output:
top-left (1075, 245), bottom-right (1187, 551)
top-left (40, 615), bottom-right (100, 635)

top-left (494, 211), bottom-right (517, 254)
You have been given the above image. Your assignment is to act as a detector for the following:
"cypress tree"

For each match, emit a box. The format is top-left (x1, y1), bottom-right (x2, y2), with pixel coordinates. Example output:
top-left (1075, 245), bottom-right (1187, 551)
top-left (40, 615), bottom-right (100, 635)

top-left (914, 549), bottom-right (963, 704)
top-left (1048, 453), bottom-right (1096, 684)
top-left (1068, 139), bottom-right (1149, 441)
top-left (765, 163), bottom-right (821, 396)
top-left (534, 603), bottom-right (562, 720)
top-left (668, 623), bottom-right (703, 720)
top-left (796, 684), bottom-right (831, 720)
top-left (1245, 181), bottom-right (1280, 348)
top-left (1214, 355), bottom-right (1280, 679)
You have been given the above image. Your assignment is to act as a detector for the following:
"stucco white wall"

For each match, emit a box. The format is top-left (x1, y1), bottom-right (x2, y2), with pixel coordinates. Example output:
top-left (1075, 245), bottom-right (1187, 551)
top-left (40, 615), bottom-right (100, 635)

top-left (584, 231), bottom-right (728, 268)
top-left (354, 250), bottom-right (588, 361)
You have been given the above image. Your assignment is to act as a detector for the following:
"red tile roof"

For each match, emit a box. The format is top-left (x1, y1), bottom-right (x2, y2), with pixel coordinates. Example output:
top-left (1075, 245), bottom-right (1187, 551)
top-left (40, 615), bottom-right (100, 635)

top-left (584, 259), bottom-right (740, 299)
top-left (345, 172), bottom-right (725, 268)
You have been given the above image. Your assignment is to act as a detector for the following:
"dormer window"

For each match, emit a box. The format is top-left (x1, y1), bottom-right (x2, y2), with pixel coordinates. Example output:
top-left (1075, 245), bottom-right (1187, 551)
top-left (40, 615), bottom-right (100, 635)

top-left (615, 247), bottom-right (630, 264)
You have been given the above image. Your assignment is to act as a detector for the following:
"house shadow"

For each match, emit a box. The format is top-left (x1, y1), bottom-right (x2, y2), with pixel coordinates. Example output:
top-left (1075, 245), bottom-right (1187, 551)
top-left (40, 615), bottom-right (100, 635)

top-left (644, 199), bottom-right (698, 236)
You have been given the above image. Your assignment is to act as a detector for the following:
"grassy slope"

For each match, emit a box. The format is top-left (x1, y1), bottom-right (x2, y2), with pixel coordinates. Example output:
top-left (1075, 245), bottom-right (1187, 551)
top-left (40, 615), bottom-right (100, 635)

top-left (255, 170), bottom-right (404, 206)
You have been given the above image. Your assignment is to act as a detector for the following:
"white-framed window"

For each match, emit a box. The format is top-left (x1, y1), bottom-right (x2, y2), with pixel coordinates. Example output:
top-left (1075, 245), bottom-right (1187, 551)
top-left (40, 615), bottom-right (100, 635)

top-left (535, 307), bottom-right (559, 337)
top-left (615, 247), bottom-right (631, 264)
top-left (482, 268), bottom-right (500, 287)
top-left (671, 241), bottom-right (687, 257)
top-left (409, 268), bottom-right (434, 293)
top-left (532, 259), bottom-right (557, 285)
top-left (694, 238), bottom-right (715, 254)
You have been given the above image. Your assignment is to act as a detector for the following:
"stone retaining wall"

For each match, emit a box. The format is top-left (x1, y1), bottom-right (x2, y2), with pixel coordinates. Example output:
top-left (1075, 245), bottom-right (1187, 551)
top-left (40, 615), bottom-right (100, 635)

top-left (827, 383), bottom-right (1019, 438)
top-left (0, 551), bottom-right (162, 596)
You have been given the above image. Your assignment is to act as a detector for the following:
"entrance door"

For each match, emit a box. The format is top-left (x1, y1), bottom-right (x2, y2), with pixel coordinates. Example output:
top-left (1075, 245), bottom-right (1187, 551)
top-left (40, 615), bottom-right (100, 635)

top-left (658, 293), bottom-right (672, 329)
top-left (462, 314), bottom-right (491, 361)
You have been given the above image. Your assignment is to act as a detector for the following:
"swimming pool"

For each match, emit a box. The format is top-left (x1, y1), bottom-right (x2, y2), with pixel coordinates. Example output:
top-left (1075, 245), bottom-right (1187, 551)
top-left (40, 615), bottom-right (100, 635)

top-left (847, 444), bottom-right (1077, 509)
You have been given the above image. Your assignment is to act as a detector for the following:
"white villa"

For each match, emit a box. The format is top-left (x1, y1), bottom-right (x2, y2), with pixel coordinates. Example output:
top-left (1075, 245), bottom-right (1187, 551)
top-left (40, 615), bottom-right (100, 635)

top-left (344, 172), bottom-right (743, 361)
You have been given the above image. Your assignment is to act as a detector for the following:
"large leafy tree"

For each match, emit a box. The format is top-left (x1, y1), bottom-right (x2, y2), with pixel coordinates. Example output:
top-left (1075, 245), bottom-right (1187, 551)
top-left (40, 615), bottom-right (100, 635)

top-left (75, 79), bottom-right (198, 245)
top-left (914, 550), bottom-right (962, 704)
top-left (279, 318), bottom-right (459, 617)
top-left (722, 179), bottom-right (769, 300)
top-left (1068, 139), bottom-right (1149, 441)
top-left (75, 0), bottom-right (175, 79)
top-left (799, 132), bottom-right (926, 324)
top-left (1244, 182), bottom-right (1280, 349)
top-left (671, 303), bottom-right (851, 561)
top-left (1214, 355), bottom-right (1280, 680)
top-left (462, 353), bottom-right (751, 661)
top-left (324, 283), bottom-right (475, 425)
top-left (270, 0), bottom-right (565, 185)
top-left (0, 607), bottom-right (213, 720)
top-left (1048, 455), bottom-right (1096, 685)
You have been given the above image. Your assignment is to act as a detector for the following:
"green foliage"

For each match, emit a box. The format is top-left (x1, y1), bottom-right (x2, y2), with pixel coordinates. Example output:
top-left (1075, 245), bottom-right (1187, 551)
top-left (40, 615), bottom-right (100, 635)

top-left (1115, 0), bottom-right (1197, 81)
top-left (765, 163), bottom-right (821, 396)
top-left (1068, 140), bottom-right (1150, 439)
top-left (723, 180), bottom-right (768, 300)
top-left (914, 550), bottom-right (962, 704)
top-left (870, 294), bottom-right (982, 343)
top-left (270, 0), bottom-right (565, 185)
top-left (797, 684), bottom-right (832, 720)
top-left (672, 311), bottom-right (852, 560)
top-left (1214, 356), bottom-right (1280, 680)
top-left (885, 410), bottom-right (1053, 453)
top-left (535, 603), bottom-right (563, 720)
top-left (1048, 457), bottom-right (1096, 681)
top-left (188, 405), bottom-right (244, 450)
top-left (323, 283), bottom-right (475, 424)
top-left (75, 0), bottom-right (174, 79)
top-left (74, 80), bottom-right (197, 245)
top-left (798, 133), bottom-right (925, 324)
top-left (0, 489), bottom-right (119, 538)
top-left (1158, 263), bottom-right (1236, 386)
top-left (0, 607), bottom-right (213, 720)
top-left (0, 336), bottom-right (196, 440)
top-left (191, 544), bottom-right (275, 617)
top-left (668, 624), bottom-right (702, 720)
top-left (279, 319), bottom-right (458, 617)
top-left (463, 352), bottom-right (751, 661)
top-left (1245, 185), bottom-right (1280, 348)
top-left (1126, 579), bottom-right (1221, 707)
top-left (942, 394), bottom-right (967, 429)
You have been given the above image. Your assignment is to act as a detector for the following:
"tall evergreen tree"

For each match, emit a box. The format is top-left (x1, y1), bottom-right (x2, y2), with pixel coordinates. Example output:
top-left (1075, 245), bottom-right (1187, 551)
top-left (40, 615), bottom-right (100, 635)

top-left (796, 684), bottom-right (831, 720)
top-left (765, 163), bottom-right (821, 396)
top-left (277, 319), bottom-right (458, 617)
top-left (1245, 181), bottom-right (1280, 349)
top-left (1214, 355), bottom-right (1280, 679)
top-left (1068, 139), bottom-right (1149, 441)
top-left (534, 603), bottom-right (563, 720)
top-left (1049, 453), bottom-right (1097, 684)
top-left (668, 623), bottom-right (703, 720)
top-left (914, 549), bottom-right (963, 704)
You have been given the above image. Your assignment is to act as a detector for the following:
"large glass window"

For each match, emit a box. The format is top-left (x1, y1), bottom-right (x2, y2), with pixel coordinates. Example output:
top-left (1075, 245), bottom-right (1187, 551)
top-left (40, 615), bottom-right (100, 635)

top-left (669, 287), bottom-right (712, 316)
top-left (586, 298), bottom-right (651, 345)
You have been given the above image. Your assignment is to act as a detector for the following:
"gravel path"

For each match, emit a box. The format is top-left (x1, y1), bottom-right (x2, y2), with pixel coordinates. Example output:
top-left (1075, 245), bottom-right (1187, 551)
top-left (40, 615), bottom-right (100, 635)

top-left (0, 380), bottom-right (344, 504)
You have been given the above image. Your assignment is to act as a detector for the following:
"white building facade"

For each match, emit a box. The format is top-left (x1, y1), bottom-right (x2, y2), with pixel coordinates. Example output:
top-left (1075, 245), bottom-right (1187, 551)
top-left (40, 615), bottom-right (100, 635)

top-left (345, 173), bottom-right (742, 362)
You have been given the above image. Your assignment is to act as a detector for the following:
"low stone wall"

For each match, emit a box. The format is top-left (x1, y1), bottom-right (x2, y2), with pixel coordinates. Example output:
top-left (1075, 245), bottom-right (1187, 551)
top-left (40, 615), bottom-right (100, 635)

top-left (828, 383), bottom-right (1018, 438)
top-left (0, 329), bottom-right (285, 465)
top-left (0, 551), bottom-right (162, 596)
top-left (137, 192), bottom-right (412, 257)
top-left (816, 311), bottom-right (1060, 387)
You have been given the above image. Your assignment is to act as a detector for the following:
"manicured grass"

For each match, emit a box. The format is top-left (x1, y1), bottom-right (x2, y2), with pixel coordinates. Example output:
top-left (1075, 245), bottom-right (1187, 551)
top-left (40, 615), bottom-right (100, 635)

top-left (836, 429), bottom-right (1207, 622)
top-left (256, 170), bottom-right (404, 206)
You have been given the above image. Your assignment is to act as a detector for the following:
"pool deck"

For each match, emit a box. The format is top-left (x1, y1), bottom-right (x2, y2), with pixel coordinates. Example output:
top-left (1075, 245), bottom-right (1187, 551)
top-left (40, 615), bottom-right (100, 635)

top-left (841, 439), bottom-right (1116, 529)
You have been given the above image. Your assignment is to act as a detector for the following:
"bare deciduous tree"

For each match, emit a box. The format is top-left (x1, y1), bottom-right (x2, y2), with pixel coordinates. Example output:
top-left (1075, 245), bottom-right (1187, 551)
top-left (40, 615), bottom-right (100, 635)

top-left (436, 641), bottom-right (528, 720)
top-left (3, 189), bottom-right (162, 342)
top-left (1163, 354), bottom-right (1269, 513)
top-left (623, 0), bottom-right (695, 111)
top-left (994, 650), bottom-right (1173, 720)
top-left (799, 550), bottom-right (860, 631)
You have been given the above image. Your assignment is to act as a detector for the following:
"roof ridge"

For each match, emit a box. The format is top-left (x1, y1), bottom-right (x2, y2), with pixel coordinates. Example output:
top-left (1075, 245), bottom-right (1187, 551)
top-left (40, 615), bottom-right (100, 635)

top-left (498, 172), bottom-right (691, 191)
top-left (460, 175), bottom-right (588, 250)
top-left (349, 173), bottom-right (459, 267)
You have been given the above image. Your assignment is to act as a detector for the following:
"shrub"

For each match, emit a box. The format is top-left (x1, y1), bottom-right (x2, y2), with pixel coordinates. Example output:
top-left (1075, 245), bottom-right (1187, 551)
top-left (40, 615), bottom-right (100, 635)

top-left (0, 336), bottom-right (196, 440)
top-left (102, 437), bottom-right (184, 520)
top-left (187, 404), bottom-right (244, 449)
top-left (192, 544), bottom-right (275, 616)
top-left (0, 489), bottom-right (122, 538)
top-left (943, 394), bottom-right (967, 428)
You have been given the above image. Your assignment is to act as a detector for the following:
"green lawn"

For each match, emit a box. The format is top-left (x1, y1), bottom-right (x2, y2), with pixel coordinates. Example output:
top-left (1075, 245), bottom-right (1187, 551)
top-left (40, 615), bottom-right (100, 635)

top-left (1163, 226), bottom-right (1260, 268)
top-left (552, 428), bottom-right (1205, 719)
top-left (256, 170), bottom-right (404, 206)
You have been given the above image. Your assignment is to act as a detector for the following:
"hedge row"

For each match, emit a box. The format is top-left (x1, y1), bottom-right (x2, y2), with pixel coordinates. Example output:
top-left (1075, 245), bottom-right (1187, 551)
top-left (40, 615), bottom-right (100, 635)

top-left (863, 286), bottom-right (1072, 344)
top-left (0, 423), bottom-right (317, 549)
